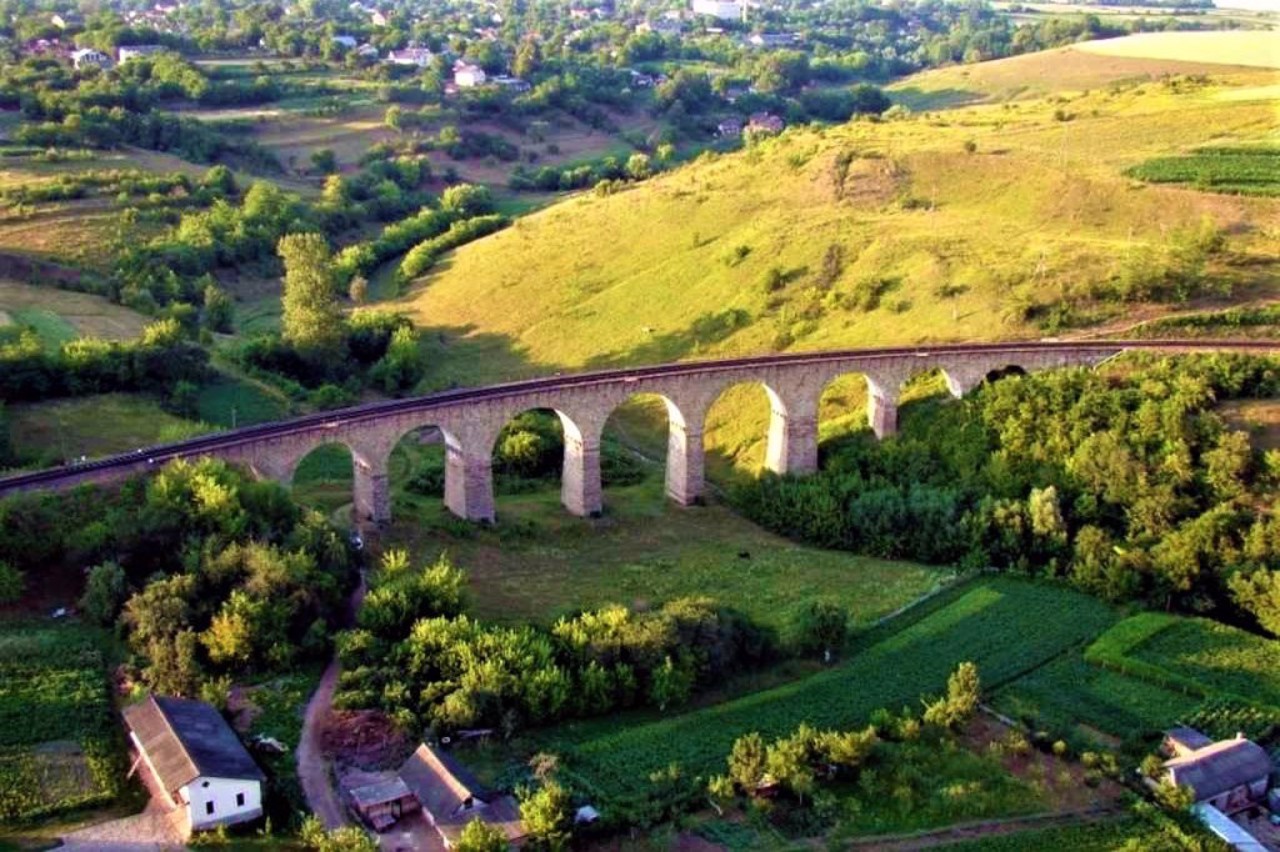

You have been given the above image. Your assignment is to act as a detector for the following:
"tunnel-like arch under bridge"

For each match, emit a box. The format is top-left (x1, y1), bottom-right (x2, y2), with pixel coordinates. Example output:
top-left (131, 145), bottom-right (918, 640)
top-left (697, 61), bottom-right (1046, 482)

top-left (2, 340), bottom-right (1275, 524)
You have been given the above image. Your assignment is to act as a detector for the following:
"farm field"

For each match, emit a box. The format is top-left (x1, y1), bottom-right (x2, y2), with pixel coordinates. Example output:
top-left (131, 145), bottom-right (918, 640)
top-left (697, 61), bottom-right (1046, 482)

top-left (0, 280), bottom-right (150, 345)
top-left (0, 623), bottom-right (126, 824)
top-left (5, 394), bottom-right (210, 465)
top-left (991, 651), bottom-right (1201, 747)
top-left (888, 44), bottom-right (1271, 108)
top-left (1076, 30), bottom-right (1280, 68)
top-left (1127, 146), bottom-right (1280, 196)
top-left (533, 578), bottom-right (1118, 808)
top-left (1119, 615), bottom-right (1280, 708)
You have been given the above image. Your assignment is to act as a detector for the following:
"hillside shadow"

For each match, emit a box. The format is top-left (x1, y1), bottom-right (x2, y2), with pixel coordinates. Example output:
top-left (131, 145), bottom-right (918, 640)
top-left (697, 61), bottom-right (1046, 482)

top-left (889, 87), bottom-right (983, 111)
top-left (416, 322), bottom-right (545, 389)
top-left (582, 308), bottom-right (753, 370)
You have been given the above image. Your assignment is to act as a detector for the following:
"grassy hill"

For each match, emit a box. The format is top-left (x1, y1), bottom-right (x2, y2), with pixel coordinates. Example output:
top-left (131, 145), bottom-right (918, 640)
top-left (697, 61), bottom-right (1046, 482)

top-left (392, 57), bottom-right (1276, 390)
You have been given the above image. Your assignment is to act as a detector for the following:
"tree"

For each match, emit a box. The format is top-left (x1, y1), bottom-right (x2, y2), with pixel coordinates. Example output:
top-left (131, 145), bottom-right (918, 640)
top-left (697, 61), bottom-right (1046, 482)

top-left (1229, 569), bottom-right (1280, 637)
top-left (727, 731), bottom-right (766, 792)
top-left (81, 561), bottom-right (127, 626)
top-left (625, 153), bottom-right (652, 181)
top-left (279, 233), bottom-right (345, 359)
top-left (924, 661), bottom-right (981, 729)
top-left (791, 599), bottom-right (848, 661)
top-left (518, 779), bottom-right (572, 851)
top-left (384, 105), bottom-right (403, 132)
top-left (0, 560), bottom-right (24, 604)
top-left (456, 818), bottom-right (508, 852)
top-left (348, 276), bottom-right (369, 304)
top-left (299, 816), bottom-right (379, 852)
top-left (202, 283), bottom-right (234, 333)
top-left (310, 148), bottom-right (338, 174)
top-left (440, 183), bottom-right (494, 218)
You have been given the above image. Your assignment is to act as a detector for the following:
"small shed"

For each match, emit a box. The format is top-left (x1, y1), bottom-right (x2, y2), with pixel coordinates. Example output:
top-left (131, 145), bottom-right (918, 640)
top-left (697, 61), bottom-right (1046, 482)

top-left (399, 743), bottom-right (526, 847)
top-left (348, 777), bottom-right (420, 831)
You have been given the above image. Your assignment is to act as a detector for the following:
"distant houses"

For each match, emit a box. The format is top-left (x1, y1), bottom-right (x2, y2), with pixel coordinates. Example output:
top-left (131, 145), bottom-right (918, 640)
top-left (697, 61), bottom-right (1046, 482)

top-left (747, 32), bottom-right (799, 49)
top-left (691, 0), bottom-right (746, 21)
top-left (454, 62), bottom-right (488, 88)
top-left (70, 47), bottom-right (111, 69)
top-left (123, 696), bottom-right (265, 833)
top-left (386, 47), bottom-right (434, 67)
top-left (117, 44), bottom-right (165, 63)
top-left (745, 111), bottom-right (785, 135)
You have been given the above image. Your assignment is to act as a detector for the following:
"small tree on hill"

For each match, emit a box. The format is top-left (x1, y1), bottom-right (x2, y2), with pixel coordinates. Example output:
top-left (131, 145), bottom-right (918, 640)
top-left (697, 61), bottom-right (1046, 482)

top-left (279, 233), bottom-right (345, 360)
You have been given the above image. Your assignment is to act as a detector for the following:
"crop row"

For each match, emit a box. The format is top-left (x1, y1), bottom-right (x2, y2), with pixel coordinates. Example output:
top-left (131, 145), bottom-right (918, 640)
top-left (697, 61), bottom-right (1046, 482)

top-left (1127, 150), bottom-right (1280, 197)
top-left (549, 578), bottom-right (1117, 807)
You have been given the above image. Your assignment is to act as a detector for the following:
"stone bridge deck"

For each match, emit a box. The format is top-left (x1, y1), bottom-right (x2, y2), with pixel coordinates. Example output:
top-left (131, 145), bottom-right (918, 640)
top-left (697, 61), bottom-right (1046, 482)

top-left (1, 340), bottom-right (1275, 523)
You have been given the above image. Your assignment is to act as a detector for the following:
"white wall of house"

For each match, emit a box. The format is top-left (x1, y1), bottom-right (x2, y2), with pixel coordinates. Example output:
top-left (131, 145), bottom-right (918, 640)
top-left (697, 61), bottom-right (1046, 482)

top-left (180, 776), bottom-right (263, 830)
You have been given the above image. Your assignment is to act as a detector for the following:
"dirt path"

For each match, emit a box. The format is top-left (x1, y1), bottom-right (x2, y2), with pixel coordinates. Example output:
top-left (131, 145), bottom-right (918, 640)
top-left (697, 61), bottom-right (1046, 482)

top-left (845, 807), bottom-right (1124, 850)
top-left (296, 568), bottom-right (368, 829)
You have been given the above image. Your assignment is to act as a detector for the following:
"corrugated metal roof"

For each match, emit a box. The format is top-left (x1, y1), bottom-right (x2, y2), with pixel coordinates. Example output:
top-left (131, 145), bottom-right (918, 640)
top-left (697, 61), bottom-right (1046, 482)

top-left (123, 696), bottom-right (264, 793)
top-left (1166, 738), bottom-right (1271, 802)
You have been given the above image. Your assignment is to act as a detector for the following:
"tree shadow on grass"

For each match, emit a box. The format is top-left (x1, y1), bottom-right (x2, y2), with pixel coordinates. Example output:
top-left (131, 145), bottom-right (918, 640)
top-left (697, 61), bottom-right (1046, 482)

top-left (581, 308), bottom-right (754, 370)
top-left (888, 87), bottom-right (983, 111)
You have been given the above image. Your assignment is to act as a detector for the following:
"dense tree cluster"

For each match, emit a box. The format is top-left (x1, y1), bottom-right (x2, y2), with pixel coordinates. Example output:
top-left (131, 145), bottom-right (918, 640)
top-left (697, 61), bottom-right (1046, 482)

top-left (0, 317), bottom-right (208, 403)
top-left (0, 458), bottom-right (355, 695)
top-left (735, 355), bottom-right (1280, 633)
top-left (335, 551), bottom-right (774, 733)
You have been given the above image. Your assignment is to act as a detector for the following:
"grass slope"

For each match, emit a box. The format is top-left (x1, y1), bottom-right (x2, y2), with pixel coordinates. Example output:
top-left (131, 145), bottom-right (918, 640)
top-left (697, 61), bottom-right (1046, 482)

top-left (1076, 31), bottom-right (1280, 69)
top-left (540, 577), bottom-right (1117, 804)
top-left (382, 475), bottom-right (949, 633)
top-left (393, 55), bottom-right (1277, 394)
top-left (6, 394), bottom-right (210, 464)
top-left (0, 280), bottom-right (149, 342)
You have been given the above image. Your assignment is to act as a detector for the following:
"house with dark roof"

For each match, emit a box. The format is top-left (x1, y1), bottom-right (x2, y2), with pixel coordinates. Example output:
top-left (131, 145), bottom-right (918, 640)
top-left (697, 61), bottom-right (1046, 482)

top-left (1162, 730), bottom-right (1272, 815)
top-left (398, 743), bottom-right (526, 847)
top-left (123, 695), bottom-right (265, 831)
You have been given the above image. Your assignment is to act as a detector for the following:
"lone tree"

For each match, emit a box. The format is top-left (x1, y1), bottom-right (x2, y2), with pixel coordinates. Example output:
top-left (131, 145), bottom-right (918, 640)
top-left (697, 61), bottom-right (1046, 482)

top-left (279, 233), bottom-right (345, 359)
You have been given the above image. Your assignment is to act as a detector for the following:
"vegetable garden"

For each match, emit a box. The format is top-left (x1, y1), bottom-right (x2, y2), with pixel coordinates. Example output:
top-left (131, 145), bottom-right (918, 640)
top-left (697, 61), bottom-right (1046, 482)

top-left (1126, 147), bottom-right (1280, 196)
top-left (0, 623), bottom-right (124, 822)
top-left (542, 578), bottom-right (1118, 817)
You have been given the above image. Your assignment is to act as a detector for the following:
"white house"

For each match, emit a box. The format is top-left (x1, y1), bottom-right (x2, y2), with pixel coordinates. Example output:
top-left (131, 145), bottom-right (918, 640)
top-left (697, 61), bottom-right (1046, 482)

top-left (123, 696), bottom-right (265, 832)
top-left (691, 0), bottom-right (745, 22)
top-left (70, 48), bottom-right (112, 69)
top-left (386, 47), bottom-right (434, 67)
top-left (117, 44), bottom-right (165, 63)
top-left (454, 62), bottom-right (487, 88)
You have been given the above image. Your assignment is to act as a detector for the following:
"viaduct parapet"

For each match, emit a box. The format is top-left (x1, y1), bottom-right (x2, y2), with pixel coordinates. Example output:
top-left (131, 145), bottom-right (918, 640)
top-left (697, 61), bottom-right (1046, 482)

top-left (2, 341), bottom-right (1275, 524)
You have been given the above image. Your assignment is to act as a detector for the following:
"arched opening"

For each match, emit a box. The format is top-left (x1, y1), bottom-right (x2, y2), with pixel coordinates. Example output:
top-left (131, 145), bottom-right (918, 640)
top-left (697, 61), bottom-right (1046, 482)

top-left (489, 408), bottom-right (572, 519)
top-left (388, 424), bottom-right (460, 519)
top-left (703, 382), bottom-right (781, 485)
top-left (985, 365), bottom-right (1028, 384)
top-left (291, 442), bottom-right (355, 523)
top-left (600, 393), bottom-right (674, 513)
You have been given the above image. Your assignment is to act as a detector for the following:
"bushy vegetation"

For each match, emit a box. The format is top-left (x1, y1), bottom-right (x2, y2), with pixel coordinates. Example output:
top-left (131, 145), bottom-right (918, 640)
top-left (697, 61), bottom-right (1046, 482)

top-left (735, 355), bottom-right (1280, 630)
top-left (335, 550), bottom-right (774, 734)
top-left (0, 316), bottom-right (207, 403)
top-left (0, 624), bottom-right (123, 822)
top-left (0, 458), bottom-right (355, 696)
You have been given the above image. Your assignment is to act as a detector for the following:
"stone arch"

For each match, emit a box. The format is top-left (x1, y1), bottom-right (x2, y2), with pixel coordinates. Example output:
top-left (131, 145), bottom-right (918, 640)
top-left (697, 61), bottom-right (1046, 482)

top-left (283, 440), bottom-right (358, 520)
top-left (487, 406), bottom-right (598, 518)
top-left (700, 378), bottom-right (816, 478)
top-left (600, 391), bottom-right (690, 507)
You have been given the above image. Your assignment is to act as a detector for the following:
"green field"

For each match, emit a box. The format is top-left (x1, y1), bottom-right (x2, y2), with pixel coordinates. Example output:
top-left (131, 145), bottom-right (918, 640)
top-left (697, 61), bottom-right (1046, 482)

top-left (1076, 31), bottom-right (1280, 69)
top-left (380, 472), bottom-right (949, 634)
top-left (1124, 616), bottom-right (1280, 708)
top-left (0, 623), bottom-right (125, 823)
top-left (991, 652), bottom-right (1200, 746)
top-left (6, 394), bottom-right (211, 464)
top-left (536, 578), bottom-right (1117, 807)
top-left (0, 280), bottom-right (149, 343)
top-left (1128, 147), bottom-right (1280, 196)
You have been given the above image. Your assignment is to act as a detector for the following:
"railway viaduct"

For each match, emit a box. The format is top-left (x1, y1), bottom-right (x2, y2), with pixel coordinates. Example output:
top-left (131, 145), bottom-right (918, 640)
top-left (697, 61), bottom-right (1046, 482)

top-left (1, 340), bottom-right (1275, 524)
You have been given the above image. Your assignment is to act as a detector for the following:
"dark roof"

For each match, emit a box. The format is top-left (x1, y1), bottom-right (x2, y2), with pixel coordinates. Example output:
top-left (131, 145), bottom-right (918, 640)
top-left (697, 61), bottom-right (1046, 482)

top-left (123, 696), bottom-right (264, 793)
top-left (1165, 738), bottom-right (1272, 802)
top-left (349, 777), bottom-right (414, 809)
top-left (1166, 727), bottom-right (1214, 752)
top-left (398, 744), bottom-right (525, 844)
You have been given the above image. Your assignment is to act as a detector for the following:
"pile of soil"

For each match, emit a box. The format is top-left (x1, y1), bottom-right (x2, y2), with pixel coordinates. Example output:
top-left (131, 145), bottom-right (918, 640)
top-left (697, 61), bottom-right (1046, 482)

top-left (321, 709), bottom-right (412, 771)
